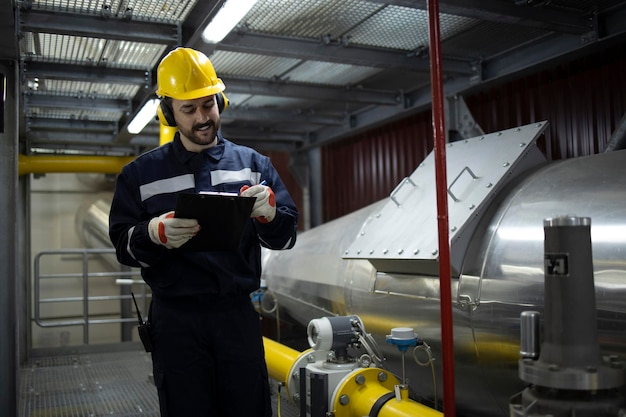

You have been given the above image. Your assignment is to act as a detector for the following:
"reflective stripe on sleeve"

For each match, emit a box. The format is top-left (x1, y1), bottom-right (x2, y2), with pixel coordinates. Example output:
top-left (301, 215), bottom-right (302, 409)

top-left (211, 168), bottom-right (261, 186)
top-left (139, 174), bottom-right (195, 202)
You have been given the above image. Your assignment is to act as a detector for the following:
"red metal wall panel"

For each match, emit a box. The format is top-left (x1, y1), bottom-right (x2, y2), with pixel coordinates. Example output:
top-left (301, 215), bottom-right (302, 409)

top-left (321, 43), bottom-right (626, 222)
top-left (467, 46), bottom-right (626, 160)
top-left (322, 113), bottom-right (434, 221)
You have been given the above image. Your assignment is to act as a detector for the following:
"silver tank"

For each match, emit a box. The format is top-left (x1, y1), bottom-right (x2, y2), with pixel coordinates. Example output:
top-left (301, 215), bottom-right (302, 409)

top-left (262, 125), bottom-right (626, 417)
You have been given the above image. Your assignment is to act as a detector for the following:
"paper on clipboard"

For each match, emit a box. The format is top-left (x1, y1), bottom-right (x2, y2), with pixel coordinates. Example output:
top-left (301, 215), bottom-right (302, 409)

top-left (174, 193), bottom-right (255, 251)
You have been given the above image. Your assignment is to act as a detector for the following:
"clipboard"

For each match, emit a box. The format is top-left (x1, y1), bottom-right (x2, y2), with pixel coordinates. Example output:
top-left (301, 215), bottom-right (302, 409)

top-left (174, 192), bottom-right (256, 251)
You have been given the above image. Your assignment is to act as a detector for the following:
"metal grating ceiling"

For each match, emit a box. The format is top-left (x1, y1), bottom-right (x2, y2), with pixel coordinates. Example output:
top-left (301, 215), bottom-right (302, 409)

top-left (3, 0), bottom-right (626, 156)
top-left (245, 0), bottom-right (386, 38)
top-left (30, 0), bottom-right (196, 22)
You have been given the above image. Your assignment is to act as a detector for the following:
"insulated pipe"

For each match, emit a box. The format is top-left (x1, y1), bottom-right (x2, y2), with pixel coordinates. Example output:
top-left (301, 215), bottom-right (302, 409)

top-left (427, 0), bottom-right (456, 416)
top-left (18, 154), bottom-right (135, 176)
top-left (262, 337), bottom-right (442, 417)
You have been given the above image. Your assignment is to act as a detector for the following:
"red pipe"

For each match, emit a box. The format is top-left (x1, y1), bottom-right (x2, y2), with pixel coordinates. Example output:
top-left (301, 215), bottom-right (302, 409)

top-left (427, 0), bottom-right (456, 416)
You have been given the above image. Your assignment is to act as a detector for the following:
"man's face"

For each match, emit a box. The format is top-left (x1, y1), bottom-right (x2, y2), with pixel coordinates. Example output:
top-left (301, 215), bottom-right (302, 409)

top-left (171, 95), bottom-right (221, 151)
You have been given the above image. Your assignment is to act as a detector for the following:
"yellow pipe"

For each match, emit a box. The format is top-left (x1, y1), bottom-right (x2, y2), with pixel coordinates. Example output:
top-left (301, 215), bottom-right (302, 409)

top-left (379, 395), bottom-right (443, 417)
top-left (263, 337), bottom-right (301, 384)
top-left (18, 154), bottom-right (135, 176)
top-left (332, 368), bottom-right (443, 417)
top-left (262, 337), bottom-right (443, 417)
top-left (18, 125), bottom-right (173, 176)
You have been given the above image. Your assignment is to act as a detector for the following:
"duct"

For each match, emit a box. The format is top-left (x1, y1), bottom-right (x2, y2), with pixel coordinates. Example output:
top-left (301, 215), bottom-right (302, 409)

top-left (262, 127), bottom-right (626, 417)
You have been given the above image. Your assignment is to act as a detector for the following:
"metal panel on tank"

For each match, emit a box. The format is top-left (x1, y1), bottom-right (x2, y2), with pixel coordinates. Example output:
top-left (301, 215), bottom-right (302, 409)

top-left (343, 122), bottom-right (548, 276)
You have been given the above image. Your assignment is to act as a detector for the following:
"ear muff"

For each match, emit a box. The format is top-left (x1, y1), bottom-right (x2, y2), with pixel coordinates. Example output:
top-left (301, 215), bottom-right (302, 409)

top-left (157, 100), bottom-right (176, 127)
top-left (217, 91), bottom-right (229, 114)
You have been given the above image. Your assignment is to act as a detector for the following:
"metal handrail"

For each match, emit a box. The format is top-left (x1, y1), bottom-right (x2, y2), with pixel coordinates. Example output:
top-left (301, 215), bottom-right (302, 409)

top-left (33, 248), bottom-right (148, 345)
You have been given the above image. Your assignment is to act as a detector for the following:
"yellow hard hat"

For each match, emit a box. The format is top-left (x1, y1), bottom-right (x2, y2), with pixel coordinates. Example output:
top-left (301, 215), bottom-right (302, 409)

top-left (156, 47), bottom-right (225, 100)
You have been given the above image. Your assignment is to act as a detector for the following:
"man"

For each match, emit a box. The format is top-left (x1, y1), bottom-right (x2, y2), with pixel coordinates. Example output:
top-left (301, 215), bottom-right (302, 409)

top-left (108, 47), bottom-right (298, 417)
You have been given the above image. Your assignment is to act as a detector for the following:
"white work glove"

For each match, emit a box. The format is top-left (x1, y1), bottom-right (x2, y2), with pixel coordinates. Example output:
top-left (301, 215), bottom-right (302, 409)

top-left (148, 211), bottom-right (200, 249)
top-left (240, 184), bottom-right (276, 223)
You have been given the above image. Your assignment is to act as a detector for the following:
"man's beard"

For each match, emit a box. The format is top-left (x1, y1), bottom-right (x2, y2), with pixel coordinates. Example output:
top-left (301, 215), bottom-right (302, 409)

top-left (180, 119), bottom-right (219, 146)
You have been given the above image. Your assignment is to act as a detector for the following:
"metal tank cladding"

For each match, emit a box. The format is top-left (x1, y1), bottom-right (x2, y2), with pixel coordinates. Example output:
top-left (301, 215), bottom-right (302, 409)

top-left (261, 122), bottom-right (626, 417)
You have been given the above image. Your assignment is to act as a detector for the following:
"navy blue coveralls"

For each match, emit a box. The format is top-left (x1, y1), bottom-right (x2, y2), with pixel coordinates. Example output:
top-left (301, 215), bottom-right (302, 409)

top-left (108, 132), bottom-right (298, 417)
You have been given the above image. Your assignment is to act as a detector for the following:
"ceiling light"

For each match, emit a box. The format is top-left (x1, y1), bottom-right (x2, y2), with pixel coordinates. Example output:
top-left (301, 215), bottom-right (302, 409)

top-left (201, 0), bottom-right (259, 44)
top-left (127, 99), bottom-right (160, 134)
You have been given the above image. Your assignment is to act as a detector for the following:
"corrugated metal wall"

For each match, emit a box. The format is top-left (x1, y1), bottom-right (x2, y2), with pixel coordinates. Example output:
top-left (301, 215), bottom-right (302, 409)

top-left (321, 113), bottom-right (434, 220)
top-left (467, 44), bottom-right (626, 161)
top-left (321, 42), bottom-right (626, 222)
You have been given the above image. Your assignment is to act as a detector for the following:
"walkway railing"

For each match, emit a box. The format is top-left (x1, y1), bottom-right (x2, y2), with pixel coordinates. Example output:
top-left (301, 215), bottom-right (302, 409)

top-left (33, 248), bottom-right (149, 345)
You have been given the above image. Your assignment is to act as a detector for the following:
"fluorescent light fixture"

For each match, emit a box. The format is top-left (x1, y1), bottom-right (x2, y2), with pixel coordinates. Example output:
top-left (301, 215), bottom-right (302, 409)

top-left (127, 98), bottom-right (160, 134)
top-left (201, 0), bottom-right (259, 44)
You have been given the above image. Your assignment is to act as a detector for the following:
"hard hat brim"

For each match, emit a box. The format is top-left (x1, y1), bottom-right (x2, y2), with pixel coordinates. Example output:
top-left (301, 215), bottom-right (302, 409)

top-left (157, 79), bottom-right (226, 101)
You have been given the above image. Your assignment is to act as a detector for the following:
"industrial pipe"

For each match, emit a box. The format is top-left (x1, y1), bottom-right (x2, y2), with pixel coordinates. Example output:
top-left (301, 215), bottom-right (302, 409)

top-left (18, 154), bottom-right (135, 176)
top-left (332, 368), bottom-right (443, 417)
top-left (263, 337), bottom-right (302, 384)
top-left (427, 0), bottom-right (456, 415)
top-left (262, 337), bottom-right (443, 417)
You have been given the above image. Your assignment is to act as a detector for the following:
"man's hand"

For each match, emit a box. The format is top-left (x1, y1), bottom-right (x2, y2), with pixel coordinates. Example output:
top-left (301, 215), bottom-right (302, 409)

top-left (148, 211), bottom-right (200, 249)
top-left (240, 184), bottom-right (276, 223)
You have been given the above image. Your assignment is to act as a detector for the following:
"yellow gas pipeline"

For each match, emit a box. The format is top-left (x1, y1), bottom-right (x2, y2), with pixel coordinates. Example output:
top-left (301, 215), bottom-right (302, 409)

top-left (18, 123), bottom-right (177, 176)
top-left (18, 154), bottom-right (135, 176)
top-left (263, 337), bottom-right (301, 383)
top-left (262, 337), bottom-right (443, 417)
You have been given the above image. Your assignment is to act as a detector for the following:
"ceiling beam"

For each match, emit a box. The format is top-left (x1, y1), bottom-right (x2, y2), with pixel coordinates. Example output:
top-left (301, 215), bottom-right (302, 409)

top-left (20, 9), bottom-right (180, 44)
top-left (307, 7), bottom-right (626, 149)
top-left (23, 62), bottom-right (403, 106)
top-left (480, 6), bottom-right (626, 82)
top-left (363, 0), bottom-right (592, 34)
top-left (225, 77), bottom-right (402, 105)
top-left (26, 94), bottom-right (130, 113)
top-left (24, 62), bottom-right (151, 86)
top-left (223, 107), bottom-right (346, 126)
top-left (217, 31), bottom-right (476, 75)
top-left (181, 0), bottom-right (227, 46)
top-left (27, 118), bottom-right (118, 132)
top-left (26, 130), bottom-right (155, 147)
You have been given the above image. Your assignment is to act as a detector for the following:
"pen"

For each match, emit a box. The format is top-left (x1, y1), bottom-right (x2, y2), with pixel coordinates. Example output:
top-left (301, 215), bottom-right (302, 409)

top-left (240, 180), bottom-right (267, 195)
